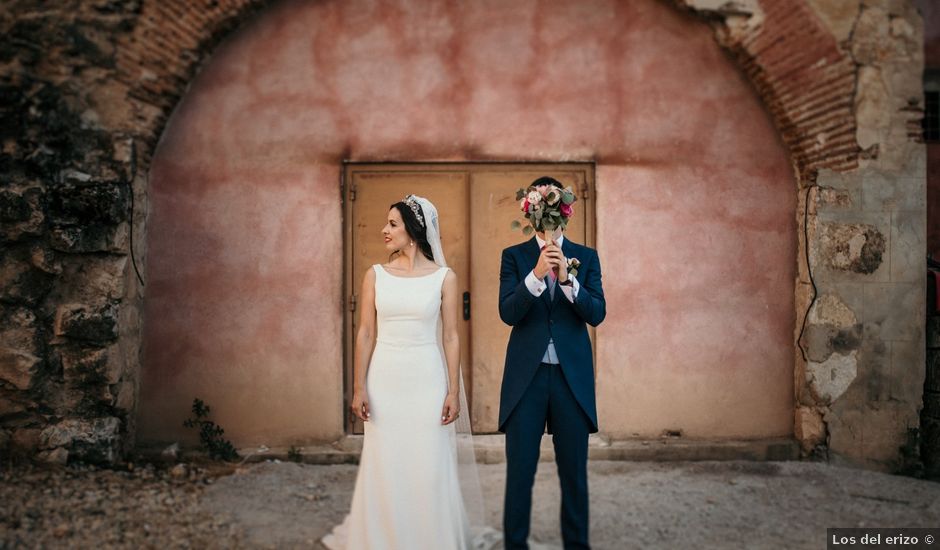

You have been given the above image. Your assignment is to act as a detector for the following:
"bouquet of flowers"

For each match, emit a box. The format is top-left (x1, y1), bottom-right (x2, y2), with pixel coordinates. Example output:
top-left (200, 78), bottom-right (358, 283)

top-left (510, 182), bottom-right (578, 236)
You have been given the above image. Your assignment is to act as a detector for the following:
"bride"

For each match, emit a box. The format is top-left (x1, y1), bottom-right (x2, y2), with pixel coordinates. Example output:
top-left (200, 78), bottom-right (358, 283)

top-left (321, 194), bottom-right (492, 550)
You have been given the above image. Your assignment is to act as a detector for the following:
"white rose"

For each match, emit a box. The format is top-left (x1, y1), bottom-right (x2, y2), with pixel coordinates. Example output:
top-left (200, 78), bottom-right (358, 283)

top-left (527, 190), bottom-right (542, 204)
top-left (545, 187), bottom-right (561, 205)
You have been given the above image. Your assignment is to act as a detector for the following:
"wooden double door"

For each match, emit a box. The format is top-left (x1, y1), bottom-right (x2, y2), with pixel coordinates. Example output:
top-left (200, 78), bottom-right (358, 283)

top-left (344, 163), bottom-right (595, 434)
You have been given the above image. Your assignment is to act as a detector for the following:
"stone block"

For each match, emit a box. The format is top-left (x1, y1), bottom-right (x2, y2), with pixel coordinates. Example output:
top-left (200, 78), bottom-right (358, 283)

top-left (814, 213), bottom-right (890, 282)
top-left (0, 187), bottom-right (44, 241)
top-left (794, 406), bottom-right (825, 451)
top-left (889, 210), bottom-right (926, 283)
top-left (815, 186), bottom-right (857, 211)
top-left (827, 402), bottom-right (914, 466)
top-left (57, 255), bottom-right (127, 304)
top-left (0, 391), bottom-right (35, 417)
top-left (805, 0), bottom-right (860, 42)
top-left (860, 283), bottom-right (923, 342)
top-left (46, 384), bottom-right (91, 415)
top-left (808, 293), bottom-right (858, 327)
top-left (54, 303), bottom-right (118, 342)
top-left (36, 447), bottom-right (68, 465)
top-left (0, 250), bottom-right (54, 306)
top-left (60, 344), bottom-right (122, 384)
top-left (807, 351), bottom-right (858, 404)
top-left (889, 339), bottom-right (925, 404)
top-left (114, 381), bottom-right (134, 412)
top-left (48, 181), bottom-right (128, 226)
top-left (850, 326), bottom-right (892, 403)
top-left (819, 222), bottom-right (885, 274)
top-left (815, 169), bottom-right (862, 212)
top-left (855, 65), bottom-right (891, 150)
top-left (50, 221), bottom-right (128, 253)
top-left (11, 427), bottom-right (41, 451)
top-left (0, 307), bottom-right (40, 390)
top-left (39, 416), bottom-right (121, 463)
top-left (802, 324), bottom-right (837, 362)
top-left (851, 6), bottom-right (907, 67)
top-left (862, 170), bottom-right (925, 212)
top-left (29, 245), bottom-right (62, 275)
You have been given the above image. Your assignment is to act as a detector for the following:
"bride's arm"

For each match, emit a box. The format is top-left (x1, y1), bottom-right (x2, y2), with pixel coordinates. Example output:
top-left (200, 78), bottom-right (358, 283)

top-left (352, 268), bottom-right (377, 422)
top-left (440, 269), bottom-right (461, 425)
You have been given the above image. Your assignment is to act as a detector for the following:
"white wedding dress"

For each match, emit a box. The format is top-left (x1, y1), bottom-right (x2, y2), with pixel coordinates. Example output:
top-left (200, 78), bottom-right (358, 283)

top-left (322, 264), bottom-right (485, 550)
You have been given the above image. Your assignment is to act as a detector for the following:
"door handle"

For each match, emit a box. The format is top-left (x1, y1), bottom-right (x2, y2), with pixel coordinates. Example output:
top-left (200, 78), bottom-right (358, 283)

top-left (463, 291), bottom-right (471, 320)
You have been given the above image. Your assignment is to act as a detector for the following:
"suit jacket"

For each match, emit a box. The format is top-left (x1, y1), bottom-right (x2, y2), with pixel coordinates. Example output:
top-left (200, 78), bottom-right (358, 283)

top-left (497, 235), bottom-right (606, 433)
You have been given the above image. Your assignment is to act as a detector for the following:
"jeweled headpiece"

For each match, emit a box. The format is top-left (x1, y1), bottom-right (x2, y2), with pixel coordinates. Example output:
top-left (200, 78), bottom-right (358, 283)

top-left (402, 194), bottom-right (425, 227)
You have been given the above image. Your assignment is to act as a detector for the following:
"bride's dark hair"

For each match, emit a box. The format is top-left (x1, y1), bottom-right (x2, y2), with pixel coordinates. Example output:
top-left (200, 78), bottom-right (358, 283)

top-left (389, 202), bottom-right (435, 263)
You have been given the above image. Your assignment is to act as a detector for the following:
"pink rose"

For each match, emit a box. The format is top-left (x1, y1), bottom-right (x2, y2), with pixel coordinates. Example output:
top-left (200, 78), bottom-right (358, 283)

top-left (560, 203), bottom-right (573, 217)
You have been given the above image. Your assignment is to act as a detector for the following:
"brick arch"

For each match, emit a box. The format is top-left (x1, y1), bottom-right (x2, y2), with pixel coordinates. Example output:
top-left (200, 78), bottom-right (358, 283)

top-left (113, 0), bottom-right (270, 160)
top-left (118, 0), bottom-right (859, 451)
top-left (116, 0), bottom-right (859, 173)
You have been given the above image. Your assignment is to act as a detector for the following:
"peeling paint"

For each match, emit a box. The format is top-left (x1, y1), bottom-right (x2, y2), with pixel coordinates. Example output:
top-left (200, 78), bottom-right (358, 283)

top-left (808, 351), bottom-right (858, 404)
top-left (808, 293), bottom-right (858, 327)
top-left (819, 223), bottom-right (885, 274)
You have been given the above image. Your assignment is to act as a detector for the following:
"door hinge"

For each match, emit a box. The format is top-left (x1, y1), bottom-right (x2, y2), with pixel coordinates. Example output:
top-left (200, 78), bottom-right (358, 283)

top-left (348, 294), bottom-right (357, 312)
top-left (581, 184), bottom-right (589, 200)
top-left (348, 184), bottom-right (357, 201)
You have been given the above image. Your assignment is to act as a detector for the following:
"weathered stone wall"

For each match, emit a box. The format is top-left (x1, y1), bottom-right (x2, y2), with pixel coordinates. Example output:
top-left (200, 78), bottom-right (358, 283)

top-left (797, 0), bottom-right (927, 470)
top-left (0, 0), bottom-right (927, 472)
top-left (0, 0), bottom-right (266, 464)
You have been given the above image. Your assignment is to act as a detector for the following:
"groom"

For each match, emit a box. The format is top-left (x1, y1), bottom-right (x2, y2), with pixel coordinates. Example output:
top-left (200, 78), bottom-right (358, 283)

top-left (498, 176), bottom-right (606, 550)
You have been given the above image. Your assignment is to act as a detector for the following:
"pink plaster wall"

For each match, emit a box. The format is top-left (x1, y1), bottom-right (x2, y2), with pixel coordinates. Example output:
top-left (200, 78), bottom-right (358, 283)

top-left (139, 0), bottom-right (796, 447)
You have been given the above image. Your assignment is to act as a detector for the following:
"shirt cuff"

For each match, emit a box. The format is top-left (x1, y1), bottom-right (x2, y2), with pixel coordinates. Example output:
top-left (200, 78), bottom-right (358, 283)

top-left (524, 270), bottom-right (547, 296)
top-left (561, 275), bottom-right (580, 302)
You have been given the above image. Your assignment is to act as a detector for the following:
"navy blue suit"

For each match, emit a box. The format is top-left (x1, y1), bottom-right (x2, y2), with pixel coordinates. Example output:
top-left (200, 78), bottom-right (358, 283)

top-left (498, 235), bottom-right (606, 550)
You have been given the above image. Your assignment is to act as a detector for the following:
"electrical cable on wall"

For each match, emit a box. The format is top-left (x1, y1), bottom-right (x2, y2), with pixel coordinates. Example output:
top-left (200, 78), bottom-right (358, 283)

top-left (796, 183), bottom-right (818, 363)
top-left (126, 138), bottom-right (145, 288)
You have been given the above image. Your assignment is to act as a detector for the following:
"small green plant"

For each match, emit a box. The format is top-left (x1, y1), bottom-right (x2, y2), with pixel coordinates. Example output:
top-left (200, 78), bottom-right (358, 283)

top-left (287, 445), bottom-right (302, 463)
top-left (183, 398), bottom-right (239, 462)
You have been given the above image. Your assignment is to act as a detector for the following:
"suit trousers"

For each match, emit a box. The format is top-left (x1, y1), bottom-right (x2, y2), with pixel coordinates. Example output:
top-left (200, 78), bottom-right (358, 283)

top-left (503, 362), bottom-right (591, 550)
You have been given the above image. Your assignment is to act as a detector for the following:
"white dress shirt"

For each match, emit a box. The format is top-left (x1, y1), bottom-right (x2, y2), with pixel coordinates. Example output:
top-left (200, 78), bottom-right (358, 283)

top-left (523, 233), bottom-right (581, 364)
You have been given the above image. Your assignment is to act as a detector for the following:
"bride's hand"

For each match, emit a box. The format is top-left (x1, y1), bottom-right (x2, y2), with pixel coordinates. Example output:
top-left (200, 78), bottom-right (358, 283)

top-left (441, 393), bottom-right (460, 425)
top-left (351, 390), bottom-right (370, 422)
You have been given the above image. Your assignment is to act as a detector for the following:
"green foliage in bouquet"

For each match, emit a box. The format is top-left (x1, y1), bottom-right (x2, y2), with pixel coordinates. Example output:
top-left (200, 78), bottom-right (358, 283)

top-left (510, 183), bottom-right (578, 234)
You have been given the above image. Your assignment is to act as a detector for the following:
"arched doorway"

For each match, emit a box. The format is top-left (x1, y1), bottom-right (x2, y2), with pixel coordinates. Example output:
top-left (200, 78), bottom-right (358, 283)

top-left (138, 0), bottom-right (795, 448)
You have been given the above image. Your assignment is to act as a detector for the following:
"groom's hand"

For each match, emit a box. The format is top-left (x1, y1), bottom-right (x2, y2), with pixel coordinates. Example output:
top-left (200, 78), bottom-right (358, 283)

top-left (535, 243), bottom-right (562, 279)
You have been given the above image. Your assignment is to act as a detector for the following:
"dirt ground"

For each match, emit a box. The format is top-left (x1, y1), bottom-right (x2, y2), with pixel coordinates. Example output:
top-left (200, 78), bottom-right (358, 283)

top-left (203, 459), bottom-right (940, 549)
top-left (2, 459), bottom-right (939, 549)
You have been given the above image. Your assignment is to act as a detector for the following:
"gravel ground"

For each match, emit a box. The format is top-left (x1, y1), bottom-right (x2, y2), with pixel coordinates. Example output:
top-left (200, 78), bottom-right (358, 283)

top-left (0, 460), bottom-right (246, 549)
top-left (2, 458), bottom-right (939, 549)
